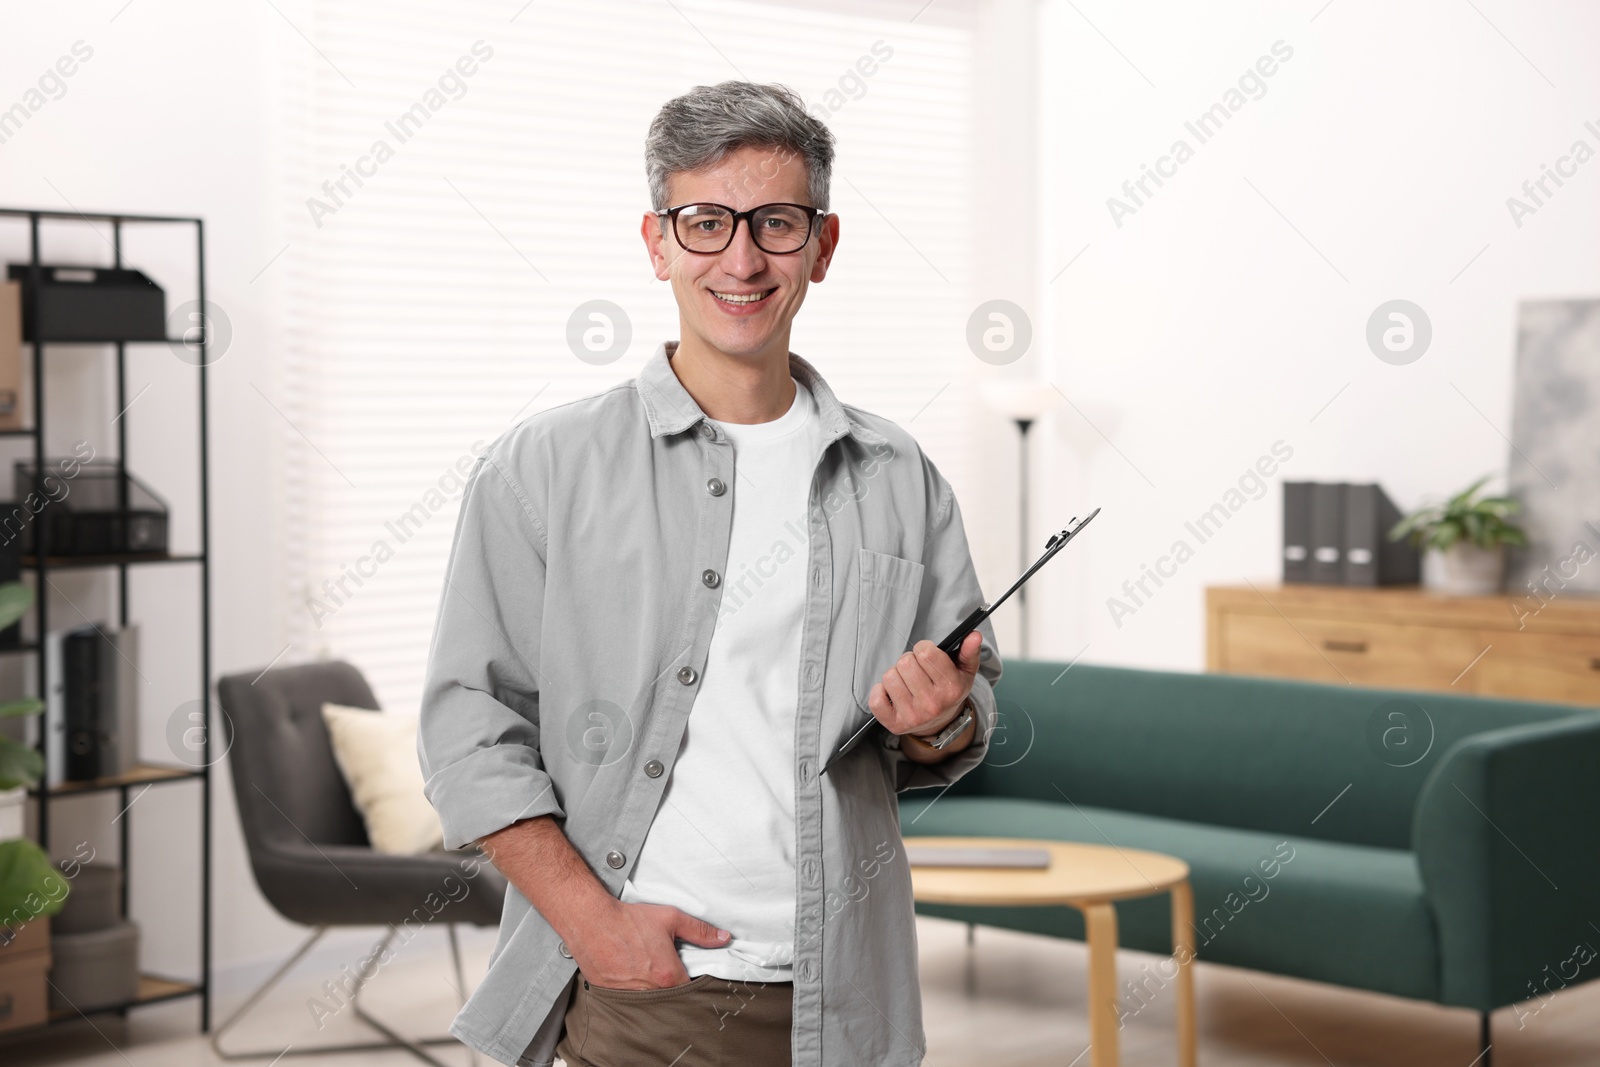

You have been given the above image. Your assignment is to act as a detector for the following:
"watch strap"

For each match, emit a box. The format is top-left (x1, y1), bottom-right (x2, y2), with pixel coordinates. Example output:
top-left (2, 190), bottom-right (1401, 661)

top-left (909, 697), bottom-right (976, 751)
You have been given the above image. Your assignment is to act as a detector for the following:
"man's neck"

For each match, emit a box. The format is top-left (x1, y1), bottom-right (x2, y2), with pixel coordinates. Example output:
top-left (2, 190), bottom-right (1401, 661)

top-left (668, 333), bottom-right (797, 425)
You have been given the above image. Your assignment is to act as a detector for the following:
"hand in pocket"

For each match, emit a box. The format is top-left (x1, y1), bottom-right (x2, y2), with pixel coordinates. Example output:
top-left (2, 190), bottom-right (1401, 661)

top-left (575, 900), bottom-right (729, 990)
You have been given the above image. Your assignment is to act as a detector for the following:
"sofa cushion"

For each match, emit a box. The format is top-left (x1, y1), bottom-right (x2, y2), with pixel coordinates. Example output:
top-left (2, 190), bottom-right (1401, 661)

top-left (901, 796), bottom-right (1440, 1002)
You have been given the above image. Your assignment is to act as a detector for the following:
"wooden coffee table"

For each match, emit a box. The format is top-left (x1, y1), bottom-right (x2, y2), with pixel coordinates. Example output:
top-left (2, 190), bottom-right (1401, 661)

top-left (907, 836), bottom-right (1196, 1067)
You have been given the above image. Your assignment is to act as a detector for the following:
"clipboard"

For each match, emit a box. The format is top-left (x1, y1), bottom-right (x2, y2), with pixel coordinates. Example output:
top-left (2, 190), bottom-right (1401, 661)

top-left (822, 506), bottom-right (1101, 773)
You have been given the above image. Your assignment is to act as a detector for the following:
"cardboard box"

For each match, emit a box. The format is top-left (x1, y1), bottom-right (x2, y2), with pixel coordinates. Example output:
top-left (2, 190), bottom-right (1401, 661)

top-left (0, 918), bottom-right (51, 1034)
top-left (0, 916), bottom-right (49, 956)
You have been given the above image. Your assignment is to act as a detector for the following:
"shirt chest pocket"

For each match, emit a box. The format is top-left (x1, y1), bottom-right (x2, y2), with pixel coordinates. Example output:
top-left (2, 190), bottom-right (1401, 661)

top-left (851, 548), bottom-right (927, 713)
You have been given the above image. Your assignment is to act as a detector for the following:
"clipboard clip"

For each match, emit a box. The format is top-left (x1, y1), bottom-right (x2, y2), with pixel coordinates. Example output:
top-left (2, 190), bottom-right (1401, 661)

top-left (822, 506), bottom-right (1101, 773)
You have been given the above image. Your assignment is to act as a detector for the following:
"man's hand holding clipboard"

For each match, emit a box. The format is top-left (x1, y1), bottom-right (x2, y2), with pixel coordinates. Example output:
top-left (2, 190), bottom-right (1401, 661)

top-left (823, 507), bottom-right (1101, 773)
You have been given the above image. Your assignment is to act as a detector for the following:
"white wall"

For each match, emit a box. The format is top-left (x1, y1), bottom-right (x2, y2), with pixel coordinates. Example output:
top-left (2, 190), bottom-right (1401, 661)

top-left (1030, 0), bottom-right (1600, 671)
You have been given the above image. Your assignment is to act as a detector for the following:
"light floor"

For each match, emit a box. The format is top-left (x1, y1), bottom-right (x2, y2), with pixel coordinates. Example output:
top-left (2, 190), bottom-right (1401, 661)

top-left (4, 916), bottom-right (1597, 1066)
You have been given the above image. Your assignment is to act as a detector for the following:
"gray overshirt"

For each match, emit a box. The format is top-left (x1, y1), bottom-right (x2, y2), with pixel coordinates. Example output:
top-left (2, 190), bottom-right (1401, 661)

top-left (418, 341), bottom-right (1003, 1066)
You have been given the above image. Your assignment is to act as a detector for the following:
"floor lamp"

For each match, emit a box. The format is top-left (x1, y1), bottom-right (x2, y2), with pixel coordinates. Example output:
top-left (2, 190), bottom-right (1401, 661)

top-left (978, 379), bottom-right (1064, 659)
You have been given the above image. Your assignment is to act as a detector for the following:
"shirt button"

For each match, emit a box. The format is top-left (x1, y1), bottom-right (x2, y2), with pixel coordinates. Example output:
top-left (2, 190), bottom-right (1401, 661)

top-left (699, 422), bottom-right (715, 439)
top-left (606, 850), bottom-right (626, 869)
top-left (799, 759), bottom-right (814, 782)
top-left (706, 477), bottom-right (726, 496)
top-left (558, 941), bottom-right (572, 959)
top-left (812, 568), bottom-right (824, 588)
top-left (804, 663), bottom-right (820, 687)
top-left (799, 958), bottom-right (817, 983)
top-left (644, 759), bottom-right (664, 778)
top-left (702, 568), bottom-right (719, 588)
top-left (677, 666), bottom-right (697, 685)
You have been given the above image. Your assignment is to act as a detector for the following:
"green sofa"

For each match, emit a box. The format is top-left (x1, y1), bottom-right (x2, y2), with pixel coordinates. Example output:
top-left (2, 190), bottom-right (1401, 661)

top-left (900, 660), bottom-right (1600, 1034)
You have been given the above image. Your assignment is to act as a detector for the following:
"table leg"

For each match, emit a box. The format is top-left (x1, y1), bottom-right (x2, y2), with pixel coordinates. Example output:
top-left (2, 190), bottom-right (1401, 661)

top-left (1082, 902), bottom-right (1120, 1067)
top-left (1171, 880), bottom-right (1197, 1067)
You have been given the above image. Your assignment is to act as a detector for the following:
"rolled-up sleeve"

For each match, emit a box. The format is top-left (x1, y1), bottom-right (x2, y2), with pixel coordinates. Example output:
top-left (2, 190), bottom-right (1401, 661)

top-left (419, 451), bottom-right (564, 850)
top-left (884, 450), bottom-right (1004, 792)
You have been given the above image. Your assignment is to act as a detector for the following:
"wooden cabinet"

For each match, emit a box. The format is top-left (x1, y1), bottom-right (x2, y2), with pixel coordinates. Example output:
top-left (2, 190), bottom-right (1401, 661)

top-left (1206, 584), bottom-right (1600, 707)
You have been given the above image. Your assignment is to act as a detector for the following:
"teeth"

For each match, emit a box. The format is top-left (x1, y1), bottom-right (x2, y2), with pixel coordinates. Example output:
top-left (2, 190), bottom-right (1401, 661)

top-left (713, 290), bottom-right (771, 304)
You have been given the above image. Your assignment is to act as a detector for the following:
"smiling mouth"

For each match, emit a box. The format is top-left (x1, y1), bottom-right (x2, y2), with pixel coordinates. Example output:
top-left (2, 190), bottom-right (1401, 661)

top-left (710, 287), bottom-right (777, 308)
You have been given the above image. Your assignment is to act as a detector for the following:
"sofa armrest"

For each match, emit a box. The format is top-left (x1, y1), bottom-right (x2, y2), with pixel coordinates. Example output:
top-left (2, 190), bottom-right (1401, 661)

top-left (1414, 713), bottom-right (1600, 1011)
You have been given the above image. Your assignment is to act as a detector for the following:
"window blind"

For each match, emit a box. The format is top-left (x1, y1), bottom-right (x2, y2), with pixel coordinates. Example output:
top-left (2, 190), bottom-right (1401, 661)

top-left (279, 0), bottom-right (978, 711)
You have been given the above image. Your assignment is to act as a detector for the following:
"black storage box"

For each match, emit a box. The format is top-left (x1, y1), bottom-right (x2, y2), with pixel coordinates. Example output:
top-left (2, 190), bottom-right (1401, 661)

top-left (5, 264), bottom-right (166, 342)
top-left (15, 461), bottom-right (168, 556)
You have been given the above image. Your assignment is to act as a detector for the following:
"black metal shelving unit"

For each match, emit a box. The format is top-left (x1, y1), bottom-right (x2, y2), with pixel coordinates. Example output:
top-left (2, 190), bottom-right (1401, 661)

top-left (0, 206), bottom-right (211, 1035)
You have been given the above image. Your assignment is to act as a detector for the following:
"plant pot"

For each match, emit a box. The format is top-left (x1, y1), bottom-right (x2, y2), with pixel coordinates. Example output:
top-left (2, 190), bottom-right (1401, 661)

top-left (1423, 543), bottom-right (1506, 596)
top-left (0, 787), bottom-right (23, 841)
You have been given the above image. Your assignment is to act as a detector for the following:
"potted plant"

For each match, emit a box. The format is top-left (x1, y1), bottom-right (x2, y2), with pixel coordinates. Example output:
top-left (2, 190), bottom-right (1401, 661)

top-left (0, 581), bottom-right (69, 936)
top-left (1388, 476), bottom-right (1527, 595)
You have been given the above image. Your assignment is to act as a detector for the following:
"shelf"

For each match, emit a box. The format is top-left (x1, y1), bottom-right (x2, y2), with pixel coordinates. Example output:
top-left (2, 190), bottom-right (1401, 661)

top-left (45, 974), bottom-right (203, 1024)
top-left (0, 207), bottom-right (202, 224)
top-left (28, 338), bottom-right (196, 347)
top-left (22, 552), bottom-right (204, 570)
top-left (41, 763), bottom-right (203, 796)
top-left (4, 200), bottom-right (213, 1037)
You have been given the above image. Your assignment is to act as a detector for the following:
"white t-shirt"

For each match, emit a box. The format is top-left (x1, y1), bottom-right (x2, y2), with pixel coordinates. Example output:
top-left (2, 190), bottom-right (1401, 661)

top-left (619, 375), bottom-right (827, 982)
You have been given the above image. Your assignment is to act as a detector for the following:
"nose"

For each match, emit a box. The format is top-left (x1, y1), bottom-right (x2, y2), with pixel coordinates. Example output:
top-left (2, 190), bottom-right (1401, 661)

top-left (718, 216), bottom-right (768, 278)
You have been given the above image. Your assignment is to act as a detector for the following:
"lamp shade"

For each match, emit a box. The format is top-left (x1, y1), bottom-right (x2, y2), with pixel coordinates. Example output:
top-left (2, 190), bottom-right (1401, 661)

top-left (978, 377), bottom-right (1065, 421)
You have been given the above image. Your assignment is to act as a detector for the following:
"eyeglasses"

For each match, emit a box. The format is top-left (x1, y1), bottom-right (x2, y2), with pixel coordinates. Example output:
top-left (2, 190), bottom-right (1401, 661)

top-left (655, 202), bottom-right (826, 255)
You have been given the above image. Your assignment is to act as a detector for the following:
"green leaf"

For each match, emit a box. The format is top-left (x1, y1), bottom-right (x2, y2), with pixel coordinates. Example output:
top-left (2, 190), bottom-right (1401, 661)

top-left (0, 839), bottom-right (70, 922)
top-left (0, 583), bottom-right (32, 634)
top-left (1390, 508), bottom-right (1441, 544)
top-left (0, 738), bottom-right (43, 792)
top-left (0, 699), bottom-right (42, 719)
top-left (1447, 475), bottom-right (1491, 511)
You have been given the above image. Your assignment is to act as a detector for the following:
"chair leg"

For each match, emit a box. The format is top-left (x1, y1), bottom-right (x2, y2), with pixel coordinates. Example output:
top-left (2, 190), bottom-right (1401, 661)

top-left (210, 925), bottom-right (466, 1065)
top-left (1476, 1011), bottom-right (1493, 1067)
top-left (349, 928), bottom-right (459, 1067)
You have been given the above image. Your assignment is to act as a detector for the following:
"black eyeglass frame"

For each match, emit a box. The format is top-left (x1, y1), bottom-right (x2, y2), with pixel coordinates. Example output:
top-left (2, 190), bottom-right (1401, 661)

top-left (654, 201), bottom-right (828, 255)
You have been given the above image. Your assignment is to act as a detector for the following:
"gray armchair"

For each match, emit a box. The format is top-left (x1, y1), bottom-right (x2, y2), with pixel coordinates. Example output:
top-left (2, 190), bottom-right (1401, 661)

top-left (214, 660), bottom-right (506, 1065)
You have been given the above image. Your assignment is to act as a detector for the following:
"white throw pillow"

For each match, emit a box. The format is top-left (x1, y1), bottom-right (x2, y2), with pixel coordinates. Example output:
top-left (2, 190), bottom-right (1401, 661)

top-left (321, 703), bottom-right (444, 856)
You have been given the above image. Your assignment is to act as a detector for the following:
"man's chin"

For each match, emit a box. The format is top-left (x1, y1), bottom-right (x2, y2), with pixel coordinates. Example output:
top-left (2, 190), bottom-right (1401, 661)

top-left (691, 323), bottom-right (781, 359)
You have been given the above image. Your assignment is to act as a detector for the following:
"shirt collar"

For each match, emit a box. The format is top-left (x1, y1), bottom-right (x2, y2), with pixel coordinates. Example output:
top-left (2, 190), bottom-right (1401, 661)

top-left (638, 340), bottom-right (887, 448)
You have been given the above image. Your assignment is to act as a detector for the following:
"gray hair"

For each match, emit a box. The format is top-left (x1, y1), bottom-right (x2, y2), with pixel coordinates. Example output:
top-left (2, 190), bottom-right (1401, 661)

top-left (645, 81), bottom-right (836, 212)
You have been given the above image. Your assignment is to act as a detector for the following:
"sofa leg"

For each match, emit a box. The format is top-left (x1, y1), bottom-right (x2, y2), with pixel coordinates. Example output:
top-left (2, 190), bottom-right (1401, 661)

top-left (1476, 1011), bottom-right (1492, 1067)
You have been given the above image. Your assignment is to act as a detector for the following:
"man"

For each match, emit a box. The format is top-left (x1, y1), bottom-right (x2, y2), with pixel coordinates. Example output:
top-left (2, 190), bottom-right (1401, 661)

top-left (419, 81), bottom-right (1002, 1067)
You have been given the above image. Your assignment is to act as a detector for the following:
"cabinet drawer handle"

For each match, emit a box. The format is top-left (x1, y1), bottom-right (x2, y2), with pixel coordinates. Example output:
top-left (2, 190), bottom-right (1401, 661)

top-left (1323, 639), bottom-right (1368, 653)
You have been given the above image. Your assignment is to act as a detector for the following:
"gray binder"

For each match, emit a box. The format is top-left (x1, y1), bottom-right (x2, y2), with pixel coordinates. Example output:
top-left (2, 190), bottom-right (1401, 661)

top-left (1342, 484), bottom-right (1420, 586)
top-left (1283, 481), bottom-right (1313, 583)
top-left (1309, 482), bottom-right (1346, 585)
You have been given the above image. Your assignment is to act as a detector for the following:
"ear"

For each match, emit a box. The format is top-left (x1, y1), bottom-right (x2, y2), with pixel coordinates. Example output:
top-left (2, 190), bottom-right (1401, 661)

top-left (809, 213), bottom-right (840, 283)
top-left (641, 211), bottom-right (673, 281)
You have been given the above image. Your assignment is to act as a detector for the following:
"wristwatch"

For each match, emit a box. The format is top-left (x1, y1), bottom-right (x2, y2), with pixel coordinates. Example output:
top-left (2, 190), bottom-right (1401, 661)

top-left (905, 697), bottom-right (977, 751)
